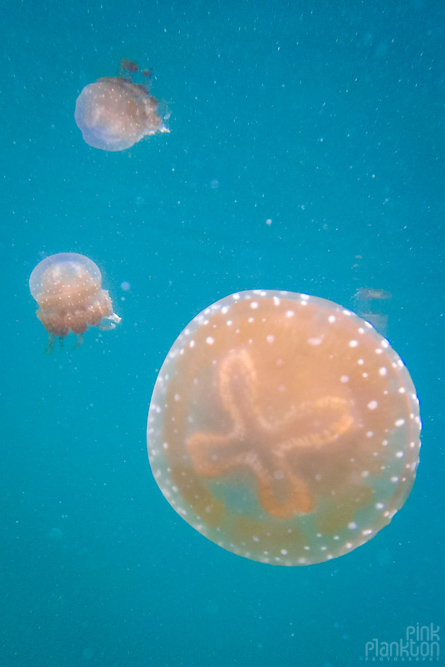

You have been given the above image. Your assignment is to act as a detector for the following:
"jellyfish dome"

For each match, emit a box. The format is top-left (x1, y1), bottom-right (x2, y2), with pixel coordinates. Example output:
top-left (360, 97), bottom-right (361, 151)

top-left (30, 253), bottom-right (121, 352)
top-left (75, 61), bottom-right (169, 151)
top-left (147, 290), bottom-right (421, 566)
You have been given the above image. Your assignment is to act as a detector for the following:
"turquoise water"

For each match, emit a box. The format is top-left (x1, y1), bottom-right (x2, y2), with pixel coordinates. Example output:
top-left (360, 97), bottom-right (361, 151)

top-left (1, 1), bottom-right (444, 665)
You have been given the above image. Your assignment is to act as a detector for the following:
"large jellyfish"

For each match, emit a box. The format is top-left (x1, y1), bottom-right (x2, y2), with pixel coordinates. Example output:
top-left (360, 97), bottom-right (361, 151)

top-left (147, 290), bottom-right (421, 566)
top-left (75, 59), bottom-right (169, 151)
top-left (30, 253), bottom-right (121, 353)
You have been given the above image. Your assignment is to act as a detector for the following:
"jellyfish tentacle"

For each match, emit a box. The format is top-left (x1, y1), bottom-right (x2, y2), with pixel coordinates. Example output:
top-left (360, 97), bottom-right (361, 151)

top-left (44, 333), bottom-right (56, 355)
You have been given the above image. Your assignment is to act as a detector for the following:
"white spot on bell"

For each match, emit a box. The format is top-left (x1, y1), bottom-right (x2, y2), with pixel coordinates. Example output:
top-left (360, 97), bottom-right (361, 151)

top-left (308, 337), bottom-right (323, 346)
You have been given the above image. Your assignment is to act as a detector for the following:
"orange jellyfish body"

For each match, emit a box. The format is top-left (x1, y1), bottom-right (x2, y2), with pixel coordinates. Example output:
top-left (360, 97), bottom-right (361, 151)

top-left (30, 253), bottom-right (121, 350)
top-left (75, 74), bottom-right (168, 151)
top-left (147, 290), bottom-right (421, 566)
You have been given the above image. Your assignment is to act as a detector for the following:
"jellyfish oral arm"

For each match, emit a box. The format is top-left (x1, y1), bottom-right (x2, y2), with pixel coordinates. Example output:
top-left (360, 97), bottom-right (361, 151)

top-left (97, 313), bottom-right (122, 331)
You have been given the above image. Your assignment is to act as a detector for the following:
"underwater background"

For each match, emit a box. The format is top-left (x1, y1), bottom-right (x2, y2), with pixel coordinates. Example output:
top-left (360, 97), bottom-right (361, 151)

top-left (1, 0), bottom-right (444, 665)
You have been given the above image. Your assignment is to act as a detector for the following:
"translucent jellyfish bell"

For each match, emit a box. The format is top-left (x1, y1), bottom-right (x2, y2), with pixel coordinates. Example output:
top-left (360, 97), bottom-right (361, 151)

top-left (74, 60), bottom-right (169, 152)
top-left (147, 290), bottom-right (421, 566)
top-left (30, 253), bottom-right (121, 352)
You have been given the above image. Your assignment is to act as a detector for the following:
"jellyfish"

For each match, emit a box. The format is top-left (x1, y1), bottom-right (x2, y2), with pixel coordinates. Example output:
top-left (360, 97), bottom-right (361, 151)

top-left (147, 290), bottom-right (421, 566)
top-left (354, 287), bottom-right (392, 335)
top-left (74, 59), bottom-right (169, 151)
top-left (29, 253), bottom-right (121, 353)
top-left (355, 288), bottom-right (392, 301)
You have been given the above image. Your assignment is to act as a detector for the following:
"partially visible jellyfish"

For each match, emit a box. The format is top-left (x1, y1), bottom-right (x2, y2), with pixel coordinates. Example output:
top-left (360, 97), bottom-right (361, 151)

top-left (355, 288), bottom-right (392, 301)
top-left (29, 253), bottom-right (121, 353)
top-left (75, 59), bottom-right (169, 151)
top-left (354, 288), bottom-right (392, 335)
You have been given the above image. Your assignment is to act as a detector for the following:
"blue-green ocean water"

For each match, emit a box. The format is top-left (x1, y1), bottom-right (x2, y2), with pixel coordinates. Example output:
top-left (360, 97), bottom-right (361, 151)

top-left (1, 1), bottom-right (444, 665)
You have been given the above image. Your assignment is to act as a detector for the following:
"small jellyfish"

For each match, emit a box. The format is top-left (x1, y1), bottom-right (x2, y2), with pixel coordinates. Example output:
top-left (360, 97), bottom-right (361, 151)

top-left (355, 288), bottom-right (392, 301)
top-left (75, 59), bottom-right (169, 151)
top-left (29, 253), bottom-right (121, 353)
top-left (354, 288), bottom-right (392, 335)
